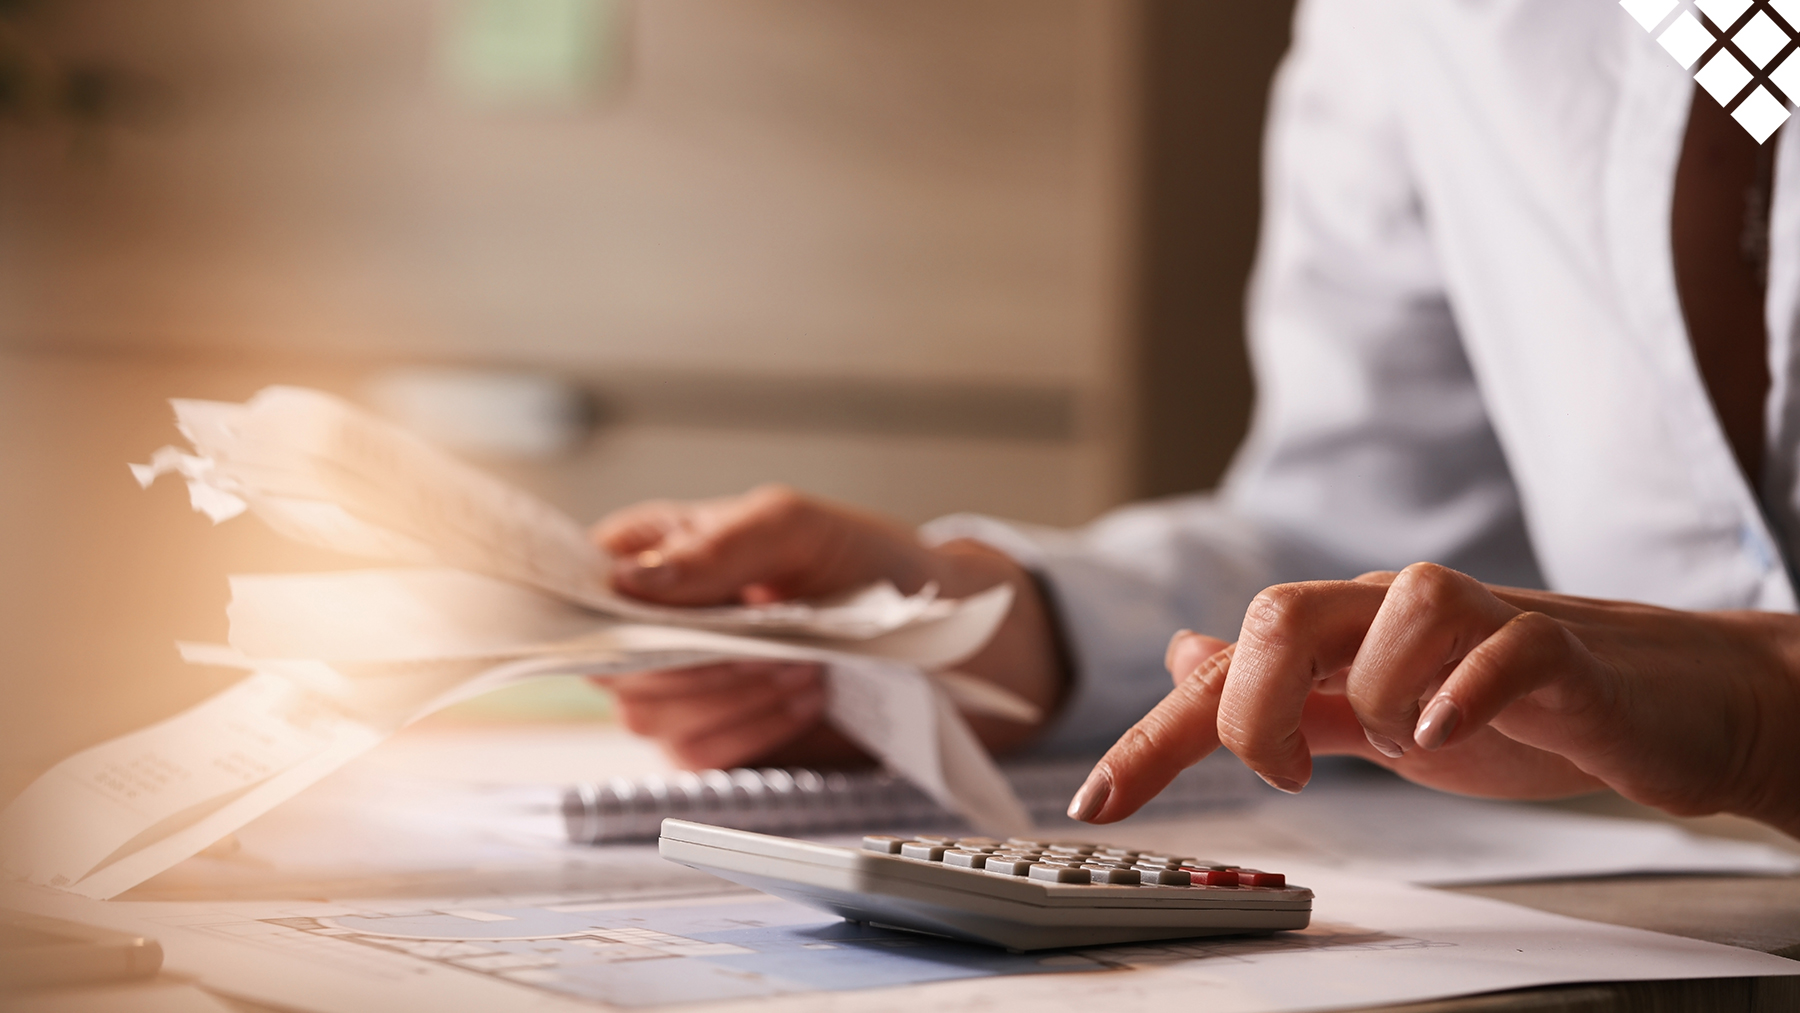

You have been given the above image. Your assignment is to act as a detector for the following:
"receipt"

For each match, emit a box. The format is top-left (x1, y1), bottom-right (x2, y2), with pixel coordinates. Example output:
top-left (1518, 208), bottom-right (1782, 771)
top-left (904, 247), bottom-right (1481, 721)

top-left (0, 388), bottom-right (1042, 899)
top-left (0, 638), bottom-right (1030, 899)
top-left (131, 387), bottom-right (955, 639)
top-left (221, 568), bottom-right (1015, 673)
top-left (0, 673), bottom-right (386, 899)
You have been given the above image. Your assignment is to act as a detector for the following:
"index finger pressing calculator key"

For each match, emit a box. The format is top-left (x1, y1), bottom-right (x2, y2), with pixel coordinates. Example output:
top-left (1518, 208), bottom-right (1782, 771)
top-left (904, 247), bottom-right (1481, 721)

top-left (659, 819), bottom-right (1311, 951)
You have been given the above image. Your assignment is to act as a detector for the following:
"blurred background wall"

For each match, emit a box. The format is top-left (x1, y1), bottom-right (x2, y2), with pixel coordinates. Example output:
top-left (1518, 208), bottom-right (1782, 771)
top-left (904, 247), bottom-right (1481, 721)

top-left (0, 0), bottom-right (1294, 792)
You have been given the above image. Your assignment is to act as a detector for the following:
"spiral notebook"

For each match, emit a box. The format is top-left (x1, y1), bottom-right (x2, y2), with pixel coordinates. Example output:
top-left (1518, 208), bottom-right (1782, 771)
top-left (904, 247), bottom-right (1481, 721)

top-left (561, 753), bottom-right (1264, 843)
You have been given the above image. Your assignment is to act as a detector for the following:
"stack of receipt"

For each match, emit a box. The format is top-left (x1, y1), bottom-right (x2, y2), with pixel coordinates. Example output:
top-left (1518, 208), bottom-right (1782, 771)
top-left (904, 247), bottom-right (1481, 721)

top-left (0, 386), bottom-right (1035, 901)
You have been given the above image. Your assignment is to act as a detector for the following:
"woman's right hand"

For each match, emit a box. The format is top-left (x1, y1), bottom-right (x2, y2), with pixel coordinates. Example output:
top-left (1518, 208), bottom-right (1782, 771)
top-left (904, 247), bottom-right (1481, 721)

top-left (589, 485), bottom-right (1067, 769)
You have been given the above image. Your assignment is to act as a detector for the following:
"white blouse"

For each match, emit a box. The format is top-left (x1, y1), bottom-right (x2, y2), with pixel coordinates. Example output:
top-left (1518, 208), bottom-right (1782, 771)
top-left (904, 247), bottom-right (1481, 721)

top-left (927, 0), bottom-right (1800, 753)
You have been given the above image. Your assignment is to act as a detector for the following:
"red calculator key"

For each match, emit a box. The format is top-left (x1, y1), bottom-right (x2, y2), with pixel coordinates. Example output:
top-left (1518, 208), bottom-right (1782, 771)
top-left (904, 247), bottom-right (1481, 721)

top-left (1185, 868), bottom-right (1240, 887)
top-left (1237, 869), bottom-right (1285, 888)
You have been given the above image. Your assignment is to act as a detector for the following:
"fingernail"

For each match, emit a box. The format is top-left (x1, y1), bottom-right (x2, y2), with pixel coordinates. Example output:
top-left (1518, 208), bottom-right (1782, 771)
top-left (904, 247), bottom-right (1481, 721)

top-left (1414, 697), bottom-right (1461, 751)
top-left (620, 550), bottom-right (675, 588)
top-left (1364, 728), bottom-right (1407, 759)
top-left (1258, 772), bottom-right (1304, 794)
top-left (1067, 768), bottom-right (1112, 822)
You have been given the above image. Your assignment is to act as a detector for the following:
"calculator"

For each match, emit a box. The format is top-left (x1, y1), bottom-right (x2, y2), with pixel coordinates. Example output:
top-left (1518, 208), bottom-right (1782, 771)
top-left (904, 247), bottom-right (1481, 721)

top-left (658, 819), bottom-right (1311, 951)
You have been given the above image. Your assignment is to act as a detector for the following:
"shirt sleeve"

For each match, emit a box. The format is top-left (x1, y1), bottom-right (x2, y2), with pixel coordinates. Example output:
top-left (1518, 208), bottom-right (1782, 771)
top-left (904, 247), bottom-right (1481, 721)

top-left (1224, 0), bottom-right (1541, 589)
top-left (924, 0), bottom-right (1541, 756)
top-left (922, 501), bottom-right (1307, 756)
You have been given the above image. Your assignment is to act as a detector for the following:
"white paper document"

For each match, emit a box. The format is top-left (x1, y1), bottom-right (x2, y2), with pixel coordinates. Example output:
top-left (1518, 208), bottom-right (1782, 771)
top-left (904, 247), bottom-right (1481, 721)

top-left (1095, 763), bottom-right (1800, 886)
top-left (1247, 769), bottom-right (1800, 884)
top-left (128, 386), bottom-right (954, 639)
top-left (2, 387), bottom-right (1040, 902)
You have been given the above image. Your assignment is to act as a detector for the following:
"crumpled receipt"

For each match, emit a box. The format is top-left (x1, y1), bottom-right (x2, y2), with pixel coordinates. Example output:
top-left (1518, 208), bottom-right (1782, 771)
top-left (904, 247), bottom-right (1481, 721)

top-left (0, 387), bottom-right (1036, 901)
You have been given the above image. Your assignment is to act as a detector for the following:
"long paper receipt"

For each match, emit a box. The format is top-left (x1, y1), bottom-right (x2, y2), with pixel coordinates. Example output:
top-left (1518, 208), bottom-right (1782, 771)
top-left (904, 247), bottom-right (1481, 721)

top-left (0, 387), bottom-right (1035, 900)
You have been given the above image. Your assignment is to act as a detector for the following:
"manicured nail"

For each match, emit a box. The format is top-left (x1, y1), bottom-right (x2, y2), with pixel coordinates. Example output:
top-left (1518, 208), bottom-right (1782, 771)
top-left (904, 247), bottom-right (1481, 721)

top-left (620, 549), bottom-right (675, 588)
top-left (1364, 728), bottom-right (1407, 759)
top-left (1258, 772), bottom-right (1304, 794)
top-left (1415, 697), bottom-right (1461, 751)
top-left (1067, 768), bottom-right (1112, 822)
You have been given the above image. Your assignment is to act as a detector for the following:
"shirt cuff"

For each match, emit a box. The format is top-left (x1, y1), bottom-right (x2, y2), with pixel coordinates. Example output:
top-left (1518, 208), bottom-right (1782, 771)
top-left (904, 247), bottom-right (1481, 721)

top-left (920, 512), bottom-right (1210, 755)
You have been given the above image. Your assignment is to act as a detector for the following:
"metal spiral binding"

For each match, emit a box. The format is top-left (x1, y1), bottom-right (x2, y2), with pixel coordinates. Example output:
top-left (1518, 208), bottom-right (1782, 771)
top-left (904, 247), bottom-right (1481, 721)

top-left (561, 754), bottom-right (1261, 844)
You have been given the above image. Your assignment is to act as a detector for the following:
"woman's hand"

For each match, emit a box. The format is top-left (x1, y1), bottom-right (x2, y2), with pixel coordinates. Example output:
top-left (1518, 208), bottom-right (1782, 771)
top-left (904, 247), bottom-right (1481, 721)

top-left (590, 484), bottom-right (1066, 769)
top-left (1070, 562), bottom-right (1800, 838)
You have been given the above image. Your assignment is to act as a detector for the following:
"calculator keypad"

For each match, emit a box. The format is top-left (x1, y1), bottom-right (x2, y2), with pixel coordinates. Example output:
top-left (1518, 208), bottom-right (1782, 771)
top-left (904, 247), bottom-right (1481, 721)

top-left (860, 835), bottom-right (1289, 891)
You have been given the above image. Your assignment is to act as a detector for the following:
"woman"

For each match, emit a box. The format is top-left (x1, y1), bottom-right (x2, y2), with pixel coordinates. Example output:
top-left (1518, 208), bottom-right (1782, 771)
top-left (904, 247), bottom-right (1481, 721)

top-left (590, 0), bottom-right (1800, 840)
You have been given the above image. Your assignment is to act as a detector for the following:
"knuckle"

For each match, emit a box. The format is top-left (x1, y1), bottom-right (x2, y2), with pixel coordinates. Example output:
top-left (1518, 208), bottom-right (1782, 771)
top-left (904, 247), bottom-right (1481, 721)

top-left (747, 483), bottom-right (808, 521)
top-left (1190, 645), bottom-right (1234, 692)
top-left (1481, 611), bottom-right (1576, 674)
top-left (1112, 715), bottom-right (1180, 769)
top-left (1215, 709), bottom-right (1275, 766)
top-left (1241, 584), bottom-right (1316, 645)
top-left (1392, 561), bottom-right (1469, 608)
top-left (1509, 609), bottom-right (1564, 642)
top-left (1344, 679), bottom-right (1415, 728)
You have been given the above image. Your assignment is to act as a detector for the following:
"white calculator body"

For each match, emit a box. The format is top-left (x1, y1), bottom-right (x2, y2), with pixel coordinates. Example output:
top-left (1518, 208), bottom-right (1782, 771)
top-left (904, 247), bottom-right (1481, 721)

top-left (659, 819), bottom-right (1312, 951)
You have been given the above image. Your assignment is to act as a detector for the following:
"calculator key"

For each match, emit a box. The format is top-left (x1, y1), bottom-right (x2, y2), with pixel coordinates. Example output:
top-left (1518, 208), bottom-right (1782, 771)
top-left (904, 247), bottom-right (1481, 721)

top-left (661, 820), bottom-right (1313, 951)
top-left (1237, 870), bottom-right (1286, 888)
top-left (942, 850), bottom-right (988, 869)
top-left (1186, 868), bottom-right (1240, 887)
top-left (1085, 865), bottom-right (1141, 885)
top-left (1028, 864), bottom-right (1092, 884)
top-left (1137, 867), bottom-right (1191, 886)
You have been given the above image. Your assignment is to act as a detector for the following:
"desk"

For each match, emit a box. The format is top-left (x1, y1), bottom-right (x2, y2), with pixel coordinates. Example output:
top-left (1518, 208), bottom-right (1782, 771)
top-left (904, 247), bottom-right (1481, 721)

top-left (73, 874), bottom-right (1800, 1013)
top-left (59, 873), bottom-right (1769, 1013)
top-left (10, 727), bottom-right (1799, 1013)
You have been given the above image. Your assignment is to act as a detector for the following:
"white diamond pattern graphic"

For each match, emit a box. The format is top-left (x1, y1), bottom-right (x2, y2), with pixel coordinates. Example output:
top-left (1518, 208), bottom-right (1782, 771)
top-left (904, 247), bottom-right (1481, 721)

top-left (1733, 10), bottom-right (1792, 67)
top-left (1734, 84), bottom-right (1793, 138)
top-left (1626, 1), bottom-right (1794, 142)
top-left (1660, 10), bottom-right (1719, 68)
top-left (1696, 48), bottom-right (1755, 102)
top-left (1623, 0), bottom-right (1682, 29)
top-left (1697, 0), bottom-right (1755, 29)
